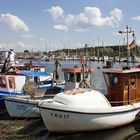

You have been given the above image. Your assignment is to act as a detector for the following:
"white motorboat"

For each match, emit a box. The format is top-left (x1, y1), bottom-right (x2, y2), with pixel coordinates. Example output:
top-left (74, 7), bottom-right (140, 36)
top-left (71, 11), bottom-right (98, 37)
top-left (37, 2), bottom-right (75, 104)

top-left (5, 95), bottom-right (43, 118)
top-left (4, 86), bottom-right (62, 118)
top-left (39, 67), bottom-right (140, 133)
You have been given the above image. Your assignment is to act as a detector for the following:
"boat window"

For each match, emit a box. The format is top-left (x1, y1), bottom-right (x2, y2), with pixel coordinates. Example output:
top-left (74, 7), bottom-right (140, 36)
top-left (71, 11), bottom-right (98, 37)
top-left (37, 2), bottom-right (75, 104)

top-left (104, 74), bottom-right (110, 86)
top-left (76, 73), bottom-right (81, 82)
top-left (0, 77), bottom-right (6, 88)
top-left (34, 68), bottom-right (40, 72)
top-left (111, 75), bottom-right (119, 86)
top-left (26, 76), bottom-right (33, 81)
top-left (113, 76), bottom-right (119, 85)
top-left (70, 73), bottom-right (75, 82)
top-left (85, 72), bottom-right (88, 78)
top-left (125, 76), bottom-right (128, 87)
top-left (41, 80), bottom-right (52, 84)
top-left (64, 73), bottom-right (70, 82)
top-left (8, 77), bottom-right (15, 88)
top-left (64, 72), bottom-right (75, 82)
top-left (130, 78), bottom-right (136, 88)
top-left (104, 74), bottom-right (119, 86)
top-left (34, 76), bottom-right (38, 83)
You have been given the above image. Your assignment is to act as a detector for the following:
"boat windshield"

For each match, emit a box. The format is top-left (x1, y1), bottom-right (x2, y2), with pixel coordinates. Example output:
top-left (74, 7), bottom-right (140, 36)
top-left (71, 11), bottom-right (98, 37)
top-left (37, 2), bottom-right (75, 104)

top-left (64, 72), bottom-right (75, 83)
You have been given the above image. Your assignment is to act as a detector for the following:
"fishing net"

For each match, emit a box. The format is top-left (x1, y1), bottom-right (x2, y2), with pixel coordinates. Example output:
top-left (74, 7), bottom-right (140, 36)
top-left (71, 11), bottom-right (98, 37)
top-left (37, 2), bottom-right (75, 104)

top-left (23, 81), bottom-right (37, 98)
top-left (23, 81), bottom-right (47, 98)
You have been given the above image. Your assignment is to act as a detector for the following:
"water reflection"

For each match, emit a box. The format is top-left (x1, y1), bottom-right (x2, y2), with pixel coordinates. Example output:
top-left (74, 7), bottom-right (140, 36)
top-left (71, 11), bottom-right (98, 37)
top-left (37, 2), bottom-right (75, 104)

top-left (48, 120), bottom-right (140, 140)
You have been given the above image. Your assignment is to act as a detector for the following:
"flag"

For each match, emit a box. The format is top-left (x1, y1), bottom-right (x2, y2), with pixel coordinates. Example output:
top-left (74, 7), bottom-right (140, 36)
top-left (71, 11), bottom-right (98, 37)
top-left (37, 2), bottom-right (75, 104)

top-left (28, 60), bottom-right (32, 67)
top-left (129, 40), bottom-right (136, 49)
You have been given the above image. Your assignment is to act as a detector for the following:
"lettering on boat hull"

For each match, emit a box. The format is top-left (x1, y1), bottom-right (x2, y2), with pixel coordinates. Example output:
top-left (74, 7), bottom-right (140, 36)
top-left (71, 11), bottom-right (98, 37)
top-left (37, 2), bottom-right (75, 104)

top-left (50, 112), bottom-right (69, 119)
top-left (16, 105), bottom-right (27, 111)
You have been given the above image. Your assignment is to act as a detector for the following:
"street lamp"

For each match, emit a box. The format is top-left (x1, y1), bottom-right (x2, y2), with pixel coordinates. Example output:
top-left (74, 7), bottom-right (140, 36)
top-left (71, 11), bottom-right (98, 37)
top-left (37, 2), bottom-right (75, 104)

top-left (118, 25), bottom-right (134, 67)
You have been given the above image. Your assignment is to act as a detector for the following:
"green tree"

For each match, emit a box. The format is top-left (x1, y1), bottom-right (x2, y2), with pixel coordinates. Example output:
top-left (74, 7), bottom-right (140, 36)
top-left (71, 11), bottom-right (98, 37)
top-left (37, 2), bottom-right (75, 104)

top-left (24, 50), bottom-right (29, 53)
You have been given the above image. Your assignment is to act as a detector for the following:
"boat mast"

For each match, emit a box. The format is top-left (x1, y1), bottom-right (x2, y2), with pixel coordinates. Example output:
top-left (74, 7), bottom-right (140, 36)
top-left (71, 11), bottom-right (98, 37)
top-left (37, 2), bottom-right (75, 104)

top-left (118, 39), bottom-right (121, 62)
top-left (97, 38), bottom-right (100, 61)
top-left (54, 57), bottom-right (61, 83)
top-left (80, 43), bottom-right (88, 81)
top-left (84, 43), bottom-right (88, 67)
top-left (119, 25), bottom-right (134, 67)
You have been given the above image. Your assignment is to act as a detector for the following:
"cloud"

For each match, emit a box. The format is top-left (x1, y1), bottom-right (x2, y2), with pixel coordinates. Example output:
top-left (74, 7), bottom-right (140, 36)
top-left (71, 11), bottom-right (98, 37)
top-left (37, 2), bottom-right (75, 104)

top-left (110, 8), bottom-right (123, 21)
top-left (21, 34), bottom-right (35, 38)
top-left (0, 41), bottom-right (34, 51)
top-left (16, 42), bottom-right (26, 48)
top-left (0, 43), bottom-right (10, 50)
top-left (75, 28), bottom-right (89, 32)
top-left (0, 42), bottom-right (26, 52)
top-left (65, 14), bottom-right (76, 25)
top-left (68, 7), bottom-right (123, 28)
top-left (54, 24), bottom-right (68, 31)
top-left (132, 16), bottom-right (140, 21)
top-left (47, 6), bottom-right (123, 31)
top-left (40, 38), bottom-right (45, 41)
top-left (0, 13), bottom-right (29, 32)
top-left (47, 6), bottom-right (64, 20)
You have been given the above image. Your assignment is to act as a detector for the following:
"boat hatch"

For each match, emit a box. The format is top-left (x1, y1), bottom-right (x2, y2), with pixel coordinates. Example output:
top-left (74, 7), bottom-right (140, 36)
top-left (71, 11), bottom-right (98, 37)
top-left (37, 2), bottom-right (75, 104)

top-left (103, 68), bottom-right (140, 106)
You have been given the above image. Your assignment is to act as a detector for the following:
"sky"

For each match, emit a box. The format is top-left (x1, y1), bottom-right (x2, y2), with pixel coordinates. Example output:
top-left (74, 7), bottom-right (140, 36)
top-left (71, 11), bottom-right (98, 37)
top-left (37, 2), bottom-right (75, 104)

top-left (0, 0), bottom-right (140, 52)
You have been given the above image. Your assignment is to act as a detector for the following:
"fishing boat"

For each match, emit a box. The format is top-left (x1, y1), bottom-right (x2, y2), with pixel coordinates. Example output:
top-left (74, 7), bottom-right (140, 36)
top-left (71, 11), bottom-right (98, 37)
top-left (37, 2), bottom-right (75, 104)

top-left (0, 50), bottom-right (65, 110)
top-left (4, 58), bottom-right (64, 117)
top-left (4, 86), bottom-right (62, 118)
top-left (5, 95), bottom-right (44, 118)
top-left (0, 70), bottom-right (54, 108)
top-left (38, 66), bottom-right (140, 133)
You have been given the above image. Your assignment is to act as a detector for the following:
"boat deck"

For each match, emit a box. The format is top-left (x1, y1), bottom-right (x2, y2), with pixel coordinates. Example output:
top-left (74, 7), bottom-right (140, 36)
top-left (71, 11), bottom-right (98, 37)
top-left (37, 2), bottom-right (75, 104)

top-left (64, 88), bottom-right (90, 95)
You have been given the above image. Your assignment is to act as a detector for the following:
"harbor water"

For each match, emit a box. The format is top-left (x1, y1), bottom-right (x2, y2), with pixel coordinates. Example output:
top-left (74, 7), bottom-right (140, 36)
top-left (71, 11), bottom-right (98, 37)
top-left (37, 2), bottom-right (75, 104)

top-left (1, 60), bottom-right (140, 140)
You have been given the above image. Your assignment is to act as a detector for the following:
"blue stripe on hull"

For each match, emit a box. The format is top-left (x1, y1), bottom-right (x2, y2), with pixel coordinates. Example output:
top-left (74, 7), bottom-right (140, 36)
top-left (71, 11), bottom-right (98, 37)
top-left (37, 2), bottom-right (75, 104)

top-left (37, 86), bottom-right (53, 90)
top-left (0, 91), bottom-right (22, 109)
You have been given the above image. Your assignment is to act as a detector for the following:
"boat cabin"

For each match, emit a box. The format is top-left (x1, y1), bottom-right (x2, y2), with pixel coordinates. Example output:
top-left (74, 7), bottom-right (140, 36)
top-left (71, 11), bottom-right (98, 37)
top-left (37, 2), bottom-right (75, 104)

top-left (0, 75), bottom-right (26, 94)
top-left (19, 70), bottom-right (52, 84)
top-left (103, 68), bottom-right (140, 106)
top-left (63, 67), bottom-right (92, 91)
top-left (0, 70), bottom-right (52, 96)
